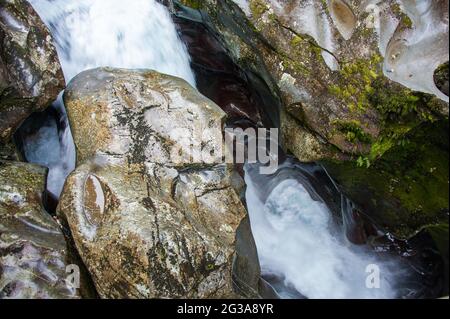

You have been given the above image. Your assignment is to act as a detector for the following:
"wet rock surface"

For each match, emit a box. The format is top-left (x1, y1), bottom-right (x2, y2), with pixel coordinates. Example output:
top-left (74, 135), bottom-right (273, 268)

top-left (323, 120), bottom-right (449, 238)
top-left (175, 0), bottom-right (449, 159)
top-left (173, 0), bottom-right (448, 297)
top-left (0, 0), bottom-right (64, 142)
top-left (0, 161), bottom-right (79, 299)
top-left (173, 14), bottom-right (277, 128)
top-left (58, 67), bottom-right (263, 298)
top-left (175, 0), bottom-right (449, 248)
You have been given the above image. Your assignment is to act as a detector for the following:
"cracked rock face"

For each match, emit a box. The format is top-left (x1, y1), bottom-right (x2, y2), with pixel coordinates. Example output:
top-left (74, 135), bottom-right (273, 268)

top-left (0, 161), bottom-right (79, 299)
top-left (59, 68), bottom-right (258, 298)
top-left (0, 0), bottom-right (65, 142)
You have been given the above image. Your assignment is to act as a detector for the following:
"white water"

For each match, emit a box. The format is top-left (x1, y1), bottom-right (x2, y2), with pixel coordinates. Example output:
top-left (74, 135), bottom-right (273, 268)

top-left (29, 0), bottom-right (196, 86)
top-left (25, 0), bottom-right (196, 197)
top-left (245, 165), bottom-right (407, 299)
top-left (18, 93), bottom-right (76, 198)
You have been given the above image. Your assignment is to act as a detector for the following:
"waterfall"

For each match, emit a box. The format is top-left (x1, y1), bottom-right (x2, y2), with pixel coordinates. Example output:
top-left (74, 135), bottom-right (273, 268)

top-left (244, 162), bottom-right (412, 299)
top-left (15, 93), bottom-right (75, 199)
top-left (22, 0), bottom-right (196, 198)
top-left (28, 0), bottom-right (196, 86)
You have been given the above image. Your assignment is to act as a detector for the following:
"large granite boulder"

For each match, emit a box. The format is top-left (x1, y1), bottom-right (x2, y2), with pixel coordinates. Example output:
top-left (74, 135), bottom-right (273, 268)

top-left (0, 161), bottom-right (79, 299)
top-left (58, 68), bottom-right (264, 298)
top-left (0, 0), bottom-right (65, 142)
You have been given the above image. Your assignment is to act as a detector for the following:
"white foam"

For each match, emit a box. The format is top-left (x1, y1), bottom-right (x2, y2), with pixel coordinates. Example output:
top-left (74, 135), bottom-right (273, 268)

top-left (28, 0), bottom-right (196, 86)
top-left (245, 169), bottom-right (406, 299)
top-left (25, 0), bottom-right (196, 198)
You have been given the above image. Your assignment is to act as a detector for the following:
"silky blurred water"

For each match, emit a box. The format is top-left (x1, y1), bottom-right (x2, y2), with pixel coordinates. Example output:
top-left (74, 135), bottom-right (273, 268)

top-left (29, 0), bottom-right (196, 86)
top-left (244, 163), bottom-right (410, 299)
top-left (24, 0), bottom-right (196, 198)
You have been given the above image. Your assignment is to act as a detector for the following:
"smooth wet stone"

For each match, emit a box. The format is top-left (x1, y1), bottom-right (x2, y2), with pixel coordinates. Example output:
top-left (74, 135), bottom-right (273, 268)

top-left (59, 68), bottom-right (264, 298)
top-left (176, 0), bottom-right (449, 160)
top-left (173, 16), bottom-right (273, 127)
top-left (384, 0), bottom-right (449, 103)
top-left (0, 161), bottom-right (79, 299)
top-left (0, 0), bottom-right (65, 142)
top-left (328, 0), bottom-right (357, 40)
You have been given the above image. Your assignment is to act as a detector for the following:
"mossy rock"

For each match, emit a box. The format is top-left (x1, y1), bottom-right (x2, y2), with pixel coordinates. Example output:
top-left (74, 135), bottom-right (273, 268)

top-left (323, 120), bottom-right (449, 238)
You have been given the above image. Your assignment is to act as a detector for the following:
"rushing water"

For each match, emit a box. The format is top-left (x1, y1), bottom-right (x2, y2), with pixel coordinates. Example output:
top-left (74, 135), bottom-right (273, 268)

top-left (15, 0), bottom-right (443, 298)
top-left (246, 165), bottom-right (404, 298)
top-left (244, 161), bottom-right (430, 299)
top-left (28, 0), bottom-right (196, 85)
top-left (21, 0), bottom-right (196, 199)
top-left (14, 94), bottom-right (75, 199)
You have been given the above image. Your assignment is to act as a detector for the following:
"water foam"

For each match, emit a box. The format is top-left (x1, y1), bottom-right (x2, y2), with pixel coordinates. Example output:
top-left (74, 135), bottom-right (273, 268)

top-left (245, 166), bottom-right (407, 299)
top-left (29, 0), bottom-right (196, 86)
top-left (25, 0), bottom-right (196, 198)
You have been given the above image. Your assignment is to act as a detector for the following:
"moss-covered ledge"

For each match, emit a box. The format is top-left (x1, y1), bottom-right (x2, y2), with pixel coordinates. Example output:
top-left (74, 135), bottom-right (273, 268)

top-left (323, 120), bottom-right (449, 238)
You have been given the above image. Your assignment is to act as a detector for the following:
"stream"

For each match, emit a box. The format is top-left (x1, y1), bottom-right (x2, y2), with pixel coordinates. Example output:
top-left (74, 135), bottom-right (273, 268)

top-left (15, 0), bottom-right (446, 299)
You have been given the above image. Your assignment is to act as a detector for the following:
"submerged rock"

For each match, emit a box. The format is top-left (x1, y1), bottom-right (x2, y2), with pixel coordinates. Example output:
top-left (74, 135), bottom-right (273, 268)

top-left (0, 0), bottom-right (65, 142)
top-left (59, 68), bottom-right (264, 298)
top-left (0, 161), bottom-right (79, 299)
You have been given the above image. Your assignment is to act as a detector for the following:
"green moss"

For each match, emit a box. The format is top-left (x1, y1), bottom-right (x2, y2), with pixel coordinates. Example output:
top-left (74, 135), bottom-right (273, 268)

top-left (332, 119), bottom-right (373, 144)
top-left (178, 0), bottom-right (203, 9)
top-left (368, 80), bottom-right (428, 121)
top-left (329, 52), bottom-right (440, 161)
top-left (329, 54), bottom-right (382, 111)
top-left (391, 3), bottom-right (414, 28)
top-left (363, 79), bottom-right (440, 161)
top-left (249, 0), bottom-right (268, 18)
top-left (323, 120), bottom-right (449, 238)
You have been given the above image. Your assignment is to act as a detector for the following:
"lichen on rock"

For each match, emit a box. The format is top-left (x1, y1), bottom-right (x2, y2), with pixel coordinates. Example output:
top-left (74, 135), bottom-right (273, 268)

top-left (59, 67), bottom-right (264, 298)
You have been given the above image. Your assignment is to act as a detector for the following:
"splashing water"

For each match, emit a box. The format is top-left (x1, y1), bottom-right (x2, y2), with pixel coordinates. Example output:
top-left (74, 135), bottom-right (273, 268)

top-left (23, 0), bottom-right (196, 198)
top-left (244, 163), bottom-right (410, 299)
top-left (15, 94), bottom-right (76, 198)
top-left (28, 0), bottom-right (196, 85)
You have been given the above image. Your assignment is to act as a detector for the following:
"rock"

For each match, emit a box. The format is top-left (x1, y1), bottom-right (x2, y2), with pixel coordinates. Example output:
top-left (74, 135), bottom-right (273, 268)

top-left (0, 0), bottom-right (65, 142)
top-left (328, 0), bottom-right (357, 41)
top-left (58, 67), bottom-right (263, 298)
top-left (435, 62), bottom-right (449, 97)
top-left (175, 0), bottom-right (449, 160)
top-left (0, 160), bottom-right (79, 299)
top-left (280, 108), bottom-right (342, 162)
top-left (172, 14), bottom-right (279, 128)
top-left (0, 139), bottom-right (17, 160)
top-left (323, 120), bottom-right (449, 238)
top-left (174, 0), bottom-right (449, 240)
